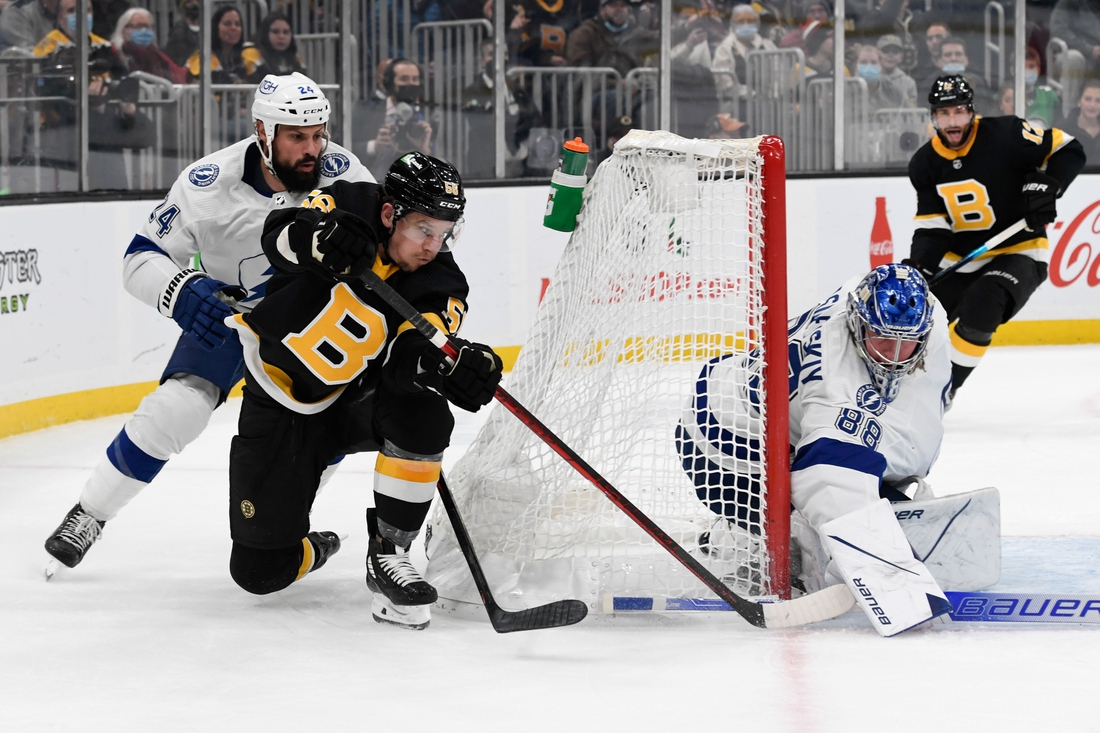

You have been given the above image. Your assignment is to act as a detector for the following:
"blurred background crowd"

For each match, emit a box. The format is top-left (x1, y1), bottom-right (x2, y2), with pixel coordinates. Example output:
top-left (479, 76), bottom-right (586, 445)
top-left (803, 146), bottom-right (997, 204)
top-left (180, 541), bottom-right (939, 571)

top-left (0, 0), bottom-right (1097, 194)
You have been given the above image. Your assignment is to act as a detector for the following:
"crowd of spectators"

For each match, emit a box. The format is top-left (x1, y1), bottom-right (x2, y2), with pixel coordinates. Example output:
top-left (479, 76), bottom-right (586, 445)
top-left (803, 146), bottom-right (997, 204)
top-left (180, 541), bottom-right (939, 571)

top-left (1, 0), bottom-right (1098, 190)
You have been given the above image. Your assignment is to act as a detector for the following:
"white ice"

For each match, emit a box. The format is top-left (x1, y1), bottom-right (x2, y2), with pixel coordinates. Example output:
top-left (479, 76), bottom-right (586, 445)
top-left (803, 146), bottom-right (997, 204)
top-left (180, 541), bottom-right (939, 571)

top-left (3, 345), bottom-right (1099, 731)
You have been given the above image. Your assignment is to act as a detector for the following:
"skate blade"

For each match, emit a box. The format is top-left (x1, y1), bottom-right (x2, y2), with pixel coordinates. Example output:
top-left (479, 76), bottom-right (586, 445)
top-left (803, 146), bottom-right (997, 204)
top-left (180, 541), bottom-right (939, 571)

top-left (371, 596), bottom-right (431, 630)
top-left (44, 557), bottom-right (64, 582)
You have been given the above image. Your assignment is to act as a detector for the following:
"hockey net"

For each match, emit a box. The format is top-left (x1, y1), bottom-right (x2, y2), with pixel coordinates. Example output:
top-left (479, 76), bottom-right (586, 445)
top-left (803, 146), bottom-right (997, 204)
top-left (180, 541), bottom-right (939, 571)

top-left (426, 131), bottom-right (789, 613)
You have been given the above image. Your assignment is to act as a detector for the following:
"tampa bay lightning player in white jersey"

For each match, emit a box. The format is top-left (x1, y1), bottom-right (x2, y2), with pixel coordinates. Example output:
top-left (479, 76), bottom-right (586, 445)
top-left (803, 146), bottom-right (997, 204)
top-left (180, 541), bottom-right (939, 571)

top-left (43, 73), bottom-right (373, 575)
top-left (680, 264), bottom-right (956, 636)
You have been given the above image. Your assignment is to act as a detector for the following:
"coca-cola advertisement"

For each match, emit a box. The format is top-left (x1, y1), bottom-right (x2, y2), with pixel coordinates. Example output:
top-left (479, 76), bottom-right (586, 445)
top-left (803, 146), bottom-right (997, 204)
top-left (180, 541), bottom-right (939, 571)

top-left (1049, 199), bottom-right (1100, 290)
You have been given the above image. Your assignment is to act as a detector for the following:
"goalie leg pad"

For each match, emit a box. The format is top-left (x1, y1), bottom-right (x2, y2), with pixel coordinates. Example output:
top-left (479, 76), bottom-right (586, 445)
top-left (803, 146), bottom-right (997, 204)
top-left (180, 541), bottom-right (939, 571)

top-left (893, 487), bottom-right (1001, 591)
top-left (822, 500), bottom-right (952, 637)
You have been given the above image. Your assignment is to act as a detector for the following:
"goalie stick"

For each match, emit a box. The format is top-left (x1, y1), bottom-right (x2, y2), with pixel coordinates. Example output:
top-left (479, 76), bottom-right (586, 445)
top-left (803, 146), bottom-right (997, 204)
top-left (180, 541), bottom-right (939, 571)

top-left (945, 592), bottom-right (1100, 624)
top-left (358, 268), bottom-right (856, 629)
top-left (927, 219), bottom-right (1028, 286)
top-left (436, 473), bottom-right (589, 632)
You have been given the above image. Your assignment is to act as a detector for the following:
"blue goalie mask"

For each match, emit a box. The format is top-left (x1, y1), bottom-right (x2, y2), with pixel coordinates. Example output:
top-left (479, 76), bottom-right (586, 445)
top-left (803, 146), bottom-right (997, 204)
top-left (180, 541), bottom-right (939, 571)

top-left (846, 264), bottom-right (934, 403)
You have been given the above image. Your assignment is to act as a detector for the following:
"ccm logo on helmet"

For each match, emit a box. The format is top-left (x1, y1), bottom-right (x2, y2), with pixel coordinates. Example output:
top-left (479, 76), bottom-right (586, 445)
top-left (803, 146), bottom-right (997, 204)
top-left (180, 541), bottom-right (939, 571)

top-left (302, 107), bottom-right (325, 115)
top-left (439, 200), bottom-right (461, 209)
top-left (259, 79), bottom-right (278, 95)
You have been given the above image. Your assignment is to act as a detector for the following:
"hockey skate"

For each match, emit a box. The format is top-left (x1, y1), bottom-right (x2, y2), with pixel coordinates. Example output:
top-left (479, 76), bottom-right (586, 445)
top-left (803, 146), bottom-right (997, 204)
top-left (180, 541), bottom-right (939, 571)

top-left (44, 504), bottom-right (105, 574)
top-left (698, 518), bottom-right (766, 597)
top-left (365, 509), bottom-right (437, 630)
top-left (305, 531), bottom-right (342, 574)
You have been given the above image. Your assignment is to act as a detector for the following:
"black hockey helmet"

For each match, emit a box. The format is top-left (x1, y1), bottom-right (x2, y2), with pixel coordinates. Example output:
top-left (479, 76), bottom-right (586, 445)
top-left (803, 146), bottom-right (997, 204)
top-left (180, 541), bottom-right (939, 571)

top-left (384, 152), bottom-right (466, 224)
top-left (928, 75), bottom-right (974, 110)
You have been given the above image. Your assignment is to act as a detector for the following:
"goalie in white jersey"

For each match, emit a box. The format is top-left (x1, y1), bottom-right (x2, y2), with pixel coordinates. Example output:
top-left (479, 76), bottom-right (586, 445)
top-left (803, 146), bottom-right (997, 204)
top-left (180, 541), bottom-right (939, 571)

top-left (43, 73), bottom-right (372, 574)
top-left (679, 264), bottom-right (961, 636)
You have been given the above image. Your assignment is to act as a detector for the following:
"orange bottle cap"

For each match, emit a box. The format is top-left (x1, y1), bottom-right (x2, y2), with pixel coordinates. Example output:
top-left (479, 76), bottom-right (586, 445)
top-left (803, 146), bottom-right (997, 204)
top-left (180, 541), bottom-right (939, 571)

top-left (564, 137), bottom-right (589, 153)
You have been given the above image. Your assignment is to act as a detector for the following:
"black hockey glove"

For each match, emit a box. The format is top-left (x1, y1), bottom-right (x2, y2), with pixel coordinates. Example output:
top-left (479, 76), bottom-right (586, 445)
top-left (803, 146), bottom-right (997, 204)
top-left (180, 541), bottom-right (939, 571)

top-left (421, 338), bottom-right (504, 412)
top-left (1022, 170), bottom-right (1061, 231)
top-left (288, 208), bottom-right (378, 276)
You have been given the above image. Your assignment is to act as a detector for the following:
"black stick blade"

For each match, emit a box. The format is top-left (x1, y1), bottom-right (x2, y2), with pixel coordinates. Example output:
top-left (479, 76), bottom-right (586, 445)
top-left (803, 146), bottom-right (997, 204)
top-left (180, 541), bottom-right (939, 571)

top-left (488, 600), bottom-right (589, 633)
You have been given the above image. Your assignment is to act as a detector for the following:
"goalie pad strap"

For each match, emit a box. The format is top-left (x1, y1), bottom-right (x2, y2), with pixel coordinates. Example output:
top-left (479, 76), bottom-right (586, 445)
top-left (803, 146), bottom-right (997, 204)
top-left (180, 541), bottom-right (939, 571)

top-left (157, 268), bottom-right (208, 318)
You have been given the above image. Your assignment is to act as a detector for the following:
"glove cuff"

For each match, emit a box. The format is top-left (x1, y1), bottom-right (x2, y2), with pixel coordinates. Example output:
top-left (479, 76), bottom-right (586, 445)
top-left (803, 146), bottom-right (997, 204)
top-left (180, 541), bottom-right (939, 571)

top-left (158, 269), bottom-right (208, 318)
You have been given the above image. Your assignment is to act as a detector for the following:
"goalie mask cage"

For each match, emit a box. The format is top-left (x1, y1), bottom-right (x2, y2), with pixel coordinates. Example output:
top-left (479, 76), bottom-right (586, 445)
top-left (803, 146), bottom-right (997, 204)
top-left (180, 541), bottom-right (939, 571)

top-left (426, 131), bottom-right (789, 613)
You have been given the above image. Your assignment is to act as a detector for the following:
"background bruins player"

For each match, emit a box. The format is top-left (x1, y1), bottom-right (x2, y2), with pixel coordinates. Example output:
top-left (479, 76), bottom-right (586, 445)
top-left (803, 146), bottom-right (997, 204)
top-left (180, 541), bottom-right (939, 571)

top-left (905, 75), bottom-right (1086, 396)
top-left (225, 153), bottom-right (503, 630)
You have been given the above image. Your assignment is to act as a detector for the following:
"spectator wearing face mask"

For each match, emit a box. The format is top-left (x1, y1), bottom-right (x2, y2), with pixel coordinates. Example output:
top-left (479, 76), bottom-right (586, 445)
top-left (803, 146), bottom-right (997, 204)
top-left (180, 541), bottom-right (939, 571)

top-left (565, 0), bottom-right (658, 77)
top-left (164, 0), bottom-right (199, 66)
top-left (712, 3), bottom-right (775, 106)
top-left (855, 45), bottom-right (906, 111)
top-left (876, 34), bottom-right (916, 107)
top-left (356, 57), bottom-right (439, 181)
top-left (244, 11), bottom-right (306, 82)
top-left (920, 35), bottom-right (995, 116)
top-left (112, 7), bottom-right (187, 82)
top-left (997, 46), bottom-right (1060, 128)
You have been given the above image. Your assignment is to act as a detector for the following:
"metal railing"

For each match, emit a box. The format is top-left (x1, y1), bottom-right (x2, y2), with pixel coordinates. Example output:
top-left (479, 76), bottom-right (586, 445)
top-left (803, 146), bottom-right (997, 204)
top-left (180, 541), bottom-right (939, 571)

top-left (984, 0), bottom-right (1006, 90)
top-left (411, 19), bottom-right (492, 173)
top-left (745, 48), bottom-right (806, 171)
top-left (506, 66), bottom-right (623, 156)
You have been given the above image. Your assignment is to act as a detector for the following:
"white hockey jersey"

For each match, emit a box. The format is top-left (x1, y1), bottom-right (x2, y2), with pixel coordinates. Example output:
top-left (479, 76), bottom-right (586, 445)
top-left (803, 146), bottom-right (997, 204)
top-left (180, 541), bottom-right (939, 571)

top-left (681, 276), bottom-right (952, 531)
top-left (784, 279), bottom-right (951, 529)
top-left (122, 136), bottom-right (373, 313)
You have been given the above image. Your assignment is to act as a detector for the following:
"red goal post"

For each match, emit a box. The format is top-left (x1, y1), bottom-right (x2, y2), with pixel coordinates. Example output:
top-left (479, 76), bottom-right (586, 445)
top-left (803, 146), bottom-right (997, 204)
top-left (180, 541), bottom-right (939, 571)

top-left (428, 132), bottom-right (791, 612)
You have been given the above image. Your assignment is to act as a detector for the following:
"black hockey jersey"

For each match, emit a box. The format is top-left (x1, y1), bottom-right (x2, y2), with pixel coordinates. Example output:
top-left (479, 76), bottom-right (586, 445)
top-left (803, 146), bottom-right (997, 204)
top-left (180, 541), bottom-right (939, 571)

top-left (908, 115), bottom-right (1086, 273)
top-left (227, 180), bottom-right (470, 414)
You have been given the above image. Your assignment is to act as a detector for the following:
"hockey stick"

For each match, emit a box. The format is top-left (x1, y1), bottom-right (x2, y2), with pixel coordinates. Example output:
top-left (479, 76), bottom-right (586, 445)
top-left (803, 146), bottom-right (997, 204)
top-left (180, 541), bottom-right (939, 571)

top-left (945, 592), bottom-right (1100, 624)
top-left (359, 268), bottom-right (855, 629)
top-left (436, 473), bottom-right (589, 632)
top-left (927, 219), bottom-right (1028, 286)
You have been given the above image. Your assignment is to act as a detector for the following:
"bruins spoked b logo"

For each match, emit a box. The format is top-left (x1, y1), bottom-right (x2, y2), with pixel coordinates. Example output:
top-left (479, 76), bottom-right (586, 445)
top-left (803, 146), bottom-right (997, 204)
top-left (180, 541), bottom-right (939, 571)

top-left (240, 500), bottom-right (256, 519)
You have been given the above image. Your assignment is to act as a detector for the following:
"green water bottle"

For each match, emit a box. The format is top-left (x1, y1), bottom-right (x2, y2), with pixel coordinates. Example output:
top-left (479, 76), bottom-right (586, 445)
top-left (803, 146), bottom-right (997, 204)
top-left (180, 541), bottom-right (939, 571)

top-left (543, 137), bottom-right (589, 232)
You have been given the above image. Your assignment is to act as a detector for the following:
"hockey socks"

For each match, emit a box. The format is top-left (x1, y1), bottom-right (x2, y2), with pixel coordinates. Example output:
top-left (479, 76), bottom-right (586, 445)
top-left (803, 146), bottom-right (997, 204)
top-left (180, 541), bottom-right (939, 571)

top-left (821, 500), bottom-right (952, 637)
top-left (296, 532), bottom-right (343, 580)
top-left (947, 321), bottom-right (992, 392)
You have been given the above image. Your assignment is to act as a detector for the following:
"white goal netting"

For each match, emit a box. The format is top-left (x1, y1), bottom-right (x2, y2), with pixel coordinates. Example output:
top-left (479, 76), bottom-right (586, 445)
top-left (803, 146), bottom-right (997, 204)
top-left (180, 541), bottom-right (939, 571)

top-left (426, 131), bottom-right (787, 612)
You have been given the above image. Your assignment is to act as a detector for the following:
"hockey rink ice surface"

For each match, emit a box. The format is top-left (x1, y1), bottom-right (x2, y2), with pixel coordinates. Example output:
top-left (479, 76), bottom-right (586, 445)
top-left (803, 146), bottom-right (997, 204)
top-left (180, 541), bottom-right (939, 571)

top-left (2, 344), bottom-right (1099, 731)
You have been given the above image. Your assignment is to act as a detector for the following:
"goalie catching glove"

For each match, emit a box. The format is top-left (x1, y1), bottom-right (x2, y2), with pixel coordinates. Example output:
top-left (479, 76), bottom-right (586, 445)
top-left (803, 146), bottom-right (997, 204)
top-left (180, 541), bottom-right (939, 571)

top-left (158, 269), bottom-right (245, 350)
top-left (288, 208), bottom-right (378, 277)
top-left (419, 338), bottom-right (504, 412)
top-left (1021, 170), bottom-right (1060, 231)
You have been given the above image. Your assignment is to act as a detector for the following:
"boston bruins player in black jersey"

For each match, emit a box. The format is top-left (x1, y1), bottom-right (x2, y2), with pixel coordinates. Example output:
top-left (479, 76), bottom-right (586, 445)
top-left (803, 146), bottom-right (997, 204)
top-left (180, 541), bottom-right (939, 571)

top-left (905, 76), bottom-right (1086, 395)
top-left (224, 153), bottom-right (503, 630)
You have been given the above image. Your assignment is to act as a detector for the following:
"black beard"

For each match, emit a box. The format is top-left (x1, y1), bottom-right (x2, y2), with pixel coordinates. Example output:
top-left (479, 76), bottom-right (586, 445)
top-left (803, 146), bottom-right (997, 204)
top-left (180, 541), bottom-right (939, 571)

top-left (272, 154), bottom-right (321, 191)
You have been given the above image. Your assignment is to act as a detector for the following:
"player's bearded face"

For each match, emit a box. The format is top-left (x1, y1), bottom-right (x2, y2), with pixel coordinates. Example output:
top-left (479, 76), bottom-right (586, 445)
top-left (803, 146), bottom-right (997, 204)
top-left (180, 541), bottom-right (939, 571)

top-left (933, 105), bottom-right (974, 149)
top-left (270, 125), bottom-right (325, 190)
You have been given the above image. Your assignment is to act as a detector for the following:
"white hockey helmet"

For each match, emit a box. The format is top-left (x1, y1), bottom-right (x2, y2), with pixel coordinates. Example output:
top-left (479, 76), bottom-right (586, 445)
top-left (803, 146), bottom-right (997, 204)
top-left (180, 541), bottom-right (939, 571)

top-left (252, 72), bottom-right (330, 172)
